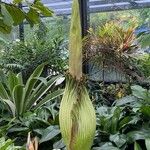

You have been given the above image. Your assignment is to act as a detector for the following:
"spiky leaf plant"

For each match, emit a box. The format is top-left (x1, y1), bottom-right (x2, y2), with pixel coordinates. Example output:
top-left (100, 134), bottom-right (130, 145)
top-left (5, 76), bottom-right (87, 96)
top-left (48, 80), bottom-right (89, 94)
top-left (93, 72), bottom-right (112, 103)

top-left (59, 0), bottom-right (96, 150)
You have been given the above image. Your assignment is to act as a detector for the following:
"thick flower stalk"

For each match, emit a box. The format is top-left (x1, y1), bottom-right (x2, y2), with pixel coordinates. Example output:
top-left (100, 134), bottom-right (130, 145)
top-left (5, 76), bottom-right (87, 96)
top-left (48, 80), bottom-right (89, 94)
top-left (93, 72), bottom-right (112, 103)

top-left (59, 0), bottom-right (96, 150)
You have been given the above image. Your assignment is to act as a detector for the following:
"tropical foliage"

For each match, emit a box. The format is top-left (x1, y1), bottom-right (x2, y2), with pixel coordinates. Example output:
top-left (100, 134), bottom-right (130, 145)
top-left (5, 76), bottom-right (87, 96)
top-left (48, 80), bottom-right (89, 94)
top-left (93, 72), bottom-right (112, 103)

top-left (85, 22), bottom-right (137, 64)
top-left (0, 101), bottom-right (63, 149)
top-left (0, 64), bottom-right (64, 117)
top-left (0, 0), bottom-right (53, 34)
top-left (135, 54), bottom-right (150, 78)
top-left (93, 85), bottom-right (150, 149)
top-left (0, 35), bottom-right (67, 76)
top-left (0, 137), bottom-right (23, 150)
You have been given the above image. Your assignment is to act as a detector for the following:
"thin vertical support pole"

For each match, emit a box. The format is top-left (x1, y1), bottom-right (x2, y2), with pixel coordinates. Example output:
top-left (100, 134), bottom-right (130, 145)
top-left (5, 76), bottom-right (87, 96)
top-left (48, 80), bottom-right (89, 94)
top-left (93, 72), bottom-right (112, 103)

top-left (0, 0), bottom-right (1, 12)
top-left (78, 0), bottom-right (90, 74)
top-left (18, 3), bottom-right (24, 41)
top-left (79, 0), bottom-right (90, 37)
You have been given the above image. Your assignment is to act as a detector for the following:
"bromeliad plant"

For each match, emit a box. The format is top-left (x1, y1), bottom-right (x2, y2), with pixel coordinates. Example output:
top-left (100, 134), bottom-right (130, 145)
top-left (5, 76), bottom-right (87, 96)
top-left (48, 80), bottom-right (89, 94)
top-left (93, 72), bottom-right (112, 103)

top-left (84, 21), bottom-right (137, 70)
top-left (0, 64), bottom-right (64, 117)
top-left (59, 0), bottom-right (96, 150)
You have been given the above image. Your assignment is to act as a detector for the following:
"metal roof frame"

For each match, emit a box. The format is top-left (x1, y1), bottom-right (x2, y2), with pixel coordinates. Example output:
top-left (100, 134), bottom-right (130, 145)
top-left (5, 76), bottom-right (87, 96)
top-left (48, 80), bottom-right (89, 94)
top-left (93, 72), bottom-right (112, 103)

top-left (21, 0), bottom-right (150, 38)
top-left (22, 0), bottom-right (150, 15)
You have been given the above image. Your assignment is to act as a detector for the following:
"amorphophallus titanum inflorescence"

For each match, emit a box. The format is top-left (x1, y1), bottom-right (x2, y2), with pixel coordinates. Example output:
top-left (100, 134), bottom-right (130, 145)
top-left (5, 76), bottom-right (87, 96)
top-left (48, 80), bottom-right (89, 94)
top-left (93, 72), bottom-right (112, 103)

top-left (59, 0), bottom-right (96, 150)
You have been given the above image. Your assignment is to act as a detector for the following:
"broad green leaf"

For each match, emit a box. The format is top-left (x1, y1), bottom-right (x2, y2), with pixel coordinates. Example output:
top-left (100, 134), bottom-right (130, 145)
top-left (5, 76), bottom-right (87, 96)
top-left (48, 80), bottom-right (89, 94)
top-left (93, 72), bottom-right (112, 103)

top-left (39, 126), bottom-right (60, 143)
top-left (13, 85), bottom-right (25, 116)
top-left (8, 71), bottom-right (19, 93)
top-left (53, 139), bottom-right (65, 149)
top-left (8, 127), bottom-right (29, 133)
top-left (145, 138), bottom-right (150, 150)
top-left (0, 118), bottom-right (15, 137)
top-left (26, 8), bottom-right (40, 26)
top-left (111, 107), bottom-right (121, 134)
top-left (16, 73), bottom-right (23, 85)
top-left (34, 89), bottom-right (64, 110)
top-left (5, 4), bottom-right (25, 26)
top-left (127, 129), bottom-right (150, 142)
top-left (27, 75), bottom-right (62, 109)
top-left (25, 63), bottom-right (45, 105)
top-left (0, 69), bottom-right (7, 84)
top-left (0, 139), bottom-right (13, 150)
top-left (31, 1), bottom-right (53, 17)
top-left (1, 4), bottom-right (14, 26)
top-left (0, 20), bottom-right (11, 34)
top-left (0, 137), bottom-right (5, 144)
top-left (110, 134), bottom-right (127, 148)
top-left (97, 106), bottom-right (110, 117)
top-left (13, 0), bottom-right (22, 4)
top-left (0, 82), bottom-right (9, 99)
top-left (119, 116), bottom-right (132, 129)
top-left (3, 99), bottom-right (16, 117)
top-left (26, 63), bottom-right (45, 85)
top-left (0, 1), bottom-right (53, 33)
top-left (131, 85), bottom-right (147, 99)
top-left (93, 142), bottom-right (119, 150)
top-left (134, 142), bottom-right (142, 150)
top-left (34, 77), bottom-right (47, 86)
top-left (25, 78), bottom-right (37, 99)
top-left (140, 106), bottom-right (150, 117)
top-left (140, 34), bottom-right (150, 48)
top-left (115, 96), bottom-right (137, 106)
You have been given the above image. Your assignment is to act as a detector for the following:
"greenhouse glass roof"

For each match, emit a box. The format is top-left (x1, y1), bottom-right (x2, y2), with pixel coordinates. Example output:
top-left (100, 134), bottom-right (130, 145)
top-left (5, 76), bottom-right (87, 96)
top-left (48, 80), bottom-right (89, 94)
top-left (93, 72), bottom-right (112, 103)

top-left (2, 0), bottom-right (150, 15)
top-left (25, 0), bottom-right (150, 15)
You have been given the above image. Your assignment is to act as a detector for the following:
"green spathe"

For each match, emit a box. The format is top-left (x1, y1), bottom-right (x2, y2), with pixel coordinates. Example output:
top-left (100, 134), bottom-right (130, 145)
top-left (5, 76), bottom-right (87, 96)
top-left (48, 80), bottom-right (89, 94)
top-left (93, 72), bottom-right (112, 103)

top-left (59, 76), bottom-right (96, 150)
